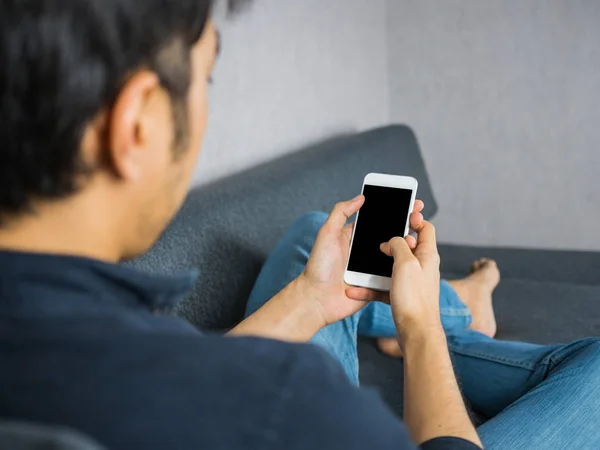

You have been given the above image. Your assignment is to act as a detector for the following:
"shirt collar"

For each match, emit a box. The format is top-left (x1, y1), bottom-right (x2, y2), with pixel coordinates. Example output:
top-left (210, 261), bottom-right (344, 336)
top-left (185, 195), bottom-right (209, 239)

top-left (0, 251), bottom-right (198, 316)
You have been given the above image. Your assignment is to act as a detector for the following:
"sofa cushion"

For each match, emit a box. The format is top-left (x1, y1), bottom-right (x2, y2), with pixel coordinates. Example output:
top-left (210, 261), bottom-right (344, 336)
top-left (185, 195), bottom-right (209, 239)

top-left (491, 278), bottom-right (600, 344)
top-left (438, 243), bottom-right (600, 344)
top-left (129, 125), bottom-right (438, 330)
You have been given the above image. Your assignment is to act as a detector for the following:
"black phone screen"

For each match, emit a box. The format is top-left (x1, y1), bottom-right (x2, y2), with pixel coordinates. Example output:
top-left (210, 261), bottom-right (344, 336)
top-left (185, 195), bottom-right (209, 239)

top-left (347, 185), bottom-right (413, 278)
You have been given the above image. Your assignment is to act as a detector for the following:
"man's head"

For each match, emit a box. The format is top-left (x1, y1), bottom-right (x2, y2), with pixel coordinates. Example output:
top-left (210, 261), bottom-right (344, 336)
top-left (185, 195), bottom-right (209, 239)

top-left (0, 0), bottom-right (232, 260)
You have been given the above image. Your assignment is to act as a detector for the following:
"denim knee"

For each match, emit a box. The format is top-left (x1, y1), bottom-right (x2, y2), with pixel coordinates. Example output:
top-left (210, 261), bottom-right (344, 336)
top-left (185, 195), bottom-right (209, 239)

top-left (549, 339), bottom-right (600, 381)
top-left (290, 211), bottom-right (328, 233)
top-left (284, 211), bottom-right (328, 251)
top-left (439, 280), bottom-right (472, 335)
top-left (580, 341), bottom-right (600, 375)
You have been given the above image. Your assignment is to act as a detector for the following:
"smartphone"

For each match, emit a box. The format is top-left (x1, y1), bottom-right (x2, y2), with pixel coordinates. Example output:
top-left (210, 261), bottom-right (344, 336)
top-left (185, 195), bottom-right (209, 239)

top-left (344, 173), bottom-right (418, 292)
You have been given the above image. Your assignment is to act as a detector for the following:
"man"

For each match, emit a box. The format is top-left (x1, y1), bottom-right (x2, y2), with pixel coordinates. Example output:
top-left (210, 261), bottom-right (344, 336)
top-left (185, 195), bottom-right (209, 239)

top-left (0, 1), bottom-right (598, 449)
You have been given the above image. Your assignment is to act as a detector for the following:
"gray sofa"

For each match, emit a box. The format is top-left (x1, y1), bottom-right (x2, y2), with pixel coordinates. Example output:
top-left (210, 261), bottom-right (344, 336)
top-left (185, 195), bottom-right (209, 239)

top-left (130, 124), bottom-right (600, 418)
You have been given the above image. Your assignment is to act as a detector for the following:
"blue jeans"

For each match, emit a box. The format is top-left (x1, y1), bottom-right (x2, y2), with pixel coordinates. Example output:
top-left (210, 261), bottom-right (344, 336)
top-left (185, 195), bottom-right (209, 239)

top-left (245, 212), bottom-right (600, 450)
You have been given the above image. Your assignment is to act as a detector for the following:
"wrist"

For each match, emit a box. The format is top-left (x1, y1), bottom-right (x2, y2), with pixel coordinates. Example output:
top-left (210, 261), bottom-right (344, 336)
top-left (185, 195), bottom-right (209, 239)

top-left (289, 275), bottom-right (329, 331)
top-left (232, 277), bottom-right (327, 342)
top-left (397, 320), bottom-right (446, 351)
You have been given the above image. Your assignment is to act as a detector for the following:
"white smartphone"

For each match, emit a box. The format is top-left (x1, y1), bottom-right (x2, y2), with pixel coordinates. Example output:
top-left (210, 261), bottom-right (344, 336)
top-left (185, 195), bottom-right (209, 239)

top-left (344, 173), bottom-right (418, 292)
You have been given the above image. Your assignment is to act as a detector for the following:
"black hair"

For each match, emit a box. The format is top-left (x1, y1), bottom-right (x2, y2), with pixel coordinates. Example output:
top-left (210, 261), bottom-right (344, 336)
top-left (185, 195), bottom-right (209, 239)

top-left (0, 0), bottom-right (246, 219)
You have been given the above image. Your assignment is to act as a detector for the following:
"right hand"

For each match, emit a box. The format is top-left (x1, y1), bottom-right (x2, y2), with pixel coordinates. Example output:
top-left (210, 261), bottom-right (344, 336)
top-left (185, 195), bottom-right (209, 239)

top-left (346, 218), bottom-right (442, 341)
top-left (380, 220), bottom-right (442, 339)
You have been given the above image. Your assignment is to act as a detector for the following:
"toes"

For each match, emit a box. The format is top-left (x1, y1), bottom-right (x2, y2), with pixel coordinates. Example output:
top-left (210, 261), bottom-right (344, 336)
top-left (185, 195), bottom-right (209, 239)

top-left (480, 259), bottom-right (499, 272)
top-left (470, 260), bottom-right (483, 273)
top-left (471, 258), bottom-right (497, 273)
top-left (470, 259), bottom-right (501, 288)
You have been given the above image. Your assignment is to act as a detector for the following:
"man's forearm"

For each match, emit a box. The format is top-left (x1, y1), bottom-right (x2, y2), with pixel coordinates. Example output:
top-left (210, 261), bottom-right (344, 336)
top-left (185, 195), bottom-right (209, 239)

top-left (402, 327), bottom-right (482, 447)
top-left (228, 277), bottom-right (324, 342)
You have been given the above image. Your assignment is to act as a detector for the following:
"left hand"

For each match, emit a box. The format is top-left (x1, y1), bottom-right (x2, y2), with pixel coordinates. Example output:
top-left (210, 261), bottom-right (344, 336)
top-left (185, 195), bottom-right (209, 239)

top-left (299, 195), bottom-right (425, 327)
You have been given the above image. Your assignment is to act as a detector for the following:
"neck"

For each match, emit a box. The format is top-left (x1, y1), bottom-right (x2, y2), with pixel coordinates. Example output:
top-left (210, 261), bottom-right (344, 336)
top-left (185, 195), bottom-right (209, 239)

top-left (0, 194), bottom-right (124, 263)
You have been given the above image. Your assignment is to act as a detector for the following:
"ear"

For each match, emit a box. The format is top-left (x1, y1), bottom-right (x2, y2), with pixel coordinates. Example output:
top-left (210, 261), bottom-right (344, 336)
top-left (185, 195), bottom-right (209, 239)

top-left (107, 71), bottom-right (161, 181)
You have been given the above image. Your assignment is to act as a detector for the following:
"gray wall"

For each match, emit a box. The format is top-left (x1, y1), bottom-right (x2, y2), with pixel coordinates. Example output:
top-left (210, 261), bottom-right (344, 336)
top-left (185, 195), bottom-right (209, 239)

top-left (196, 1), bottom-right (599, 250)
top-left (387, 0), bottom-right (600, 250)
top-left (194, 0), bottom-right (389, 185)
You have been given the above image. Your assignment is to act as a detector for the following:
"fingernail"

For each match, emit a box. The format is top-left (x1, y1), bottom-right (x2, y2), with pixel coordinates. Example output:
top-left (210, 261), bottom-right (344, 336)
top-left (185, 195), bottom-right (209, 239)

top-left (353, 194), bottom-right (363, 201)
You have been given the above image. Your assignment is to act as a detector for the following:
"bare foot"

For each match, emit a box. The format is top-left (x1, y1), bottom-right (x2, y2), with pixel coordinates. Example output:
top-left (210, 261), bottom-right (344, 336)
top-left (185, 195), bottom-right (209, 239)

top-left (377, 259), bottom-right (501, 359)
top-left (448, 258), bottom-right (500, 338)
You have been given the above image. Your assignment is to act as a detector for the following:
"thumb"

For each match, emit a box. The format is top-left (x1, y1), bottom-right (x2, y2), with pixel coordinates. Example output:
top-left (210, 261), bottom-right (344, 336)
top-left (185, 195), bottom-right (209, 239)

top-left (324, 195), bottom-right (365, 230)
top-left (381, 237), bottom-right (414, 264)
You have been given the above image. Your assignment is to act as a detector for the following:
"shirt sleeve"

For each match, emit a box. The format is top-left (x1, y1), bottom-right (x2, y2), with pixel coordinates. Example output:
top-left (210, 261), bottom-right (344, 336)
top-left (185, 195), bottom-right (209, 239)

top-left (420, 437), bottom-right (482, 450)
top-left (271, 344), bottom-right (480, 450)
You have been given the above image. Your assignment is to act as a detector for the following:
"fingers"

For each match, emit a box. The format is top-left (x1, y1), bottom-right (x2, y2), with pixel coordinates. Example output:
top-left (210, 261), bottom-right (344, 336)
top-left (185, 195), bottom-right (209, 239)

top-left (412, 220), bottom-right (440, 268)
top-left (409, 200), bottom-right (425, 232)
top-left (384, 236), bottom-right (414, 263)
top-left (325, 195), bottom-right (365, 230)
top-left (413, 200), bottom-right (425, 214)
top-left (381, 222), bottom-right (438, 267)
top-left (345, 287), bottom-right (390, 303)
top-left (405, 234), bottom-right (417, 249)
top-left (342, 222), bottom-right (355, 242)
top-left (409, 212), bottom-right (424, 231)
top-left (381, 235), bottom-right (416, 253)
top-left (412, 220), bottom-right (437, 253)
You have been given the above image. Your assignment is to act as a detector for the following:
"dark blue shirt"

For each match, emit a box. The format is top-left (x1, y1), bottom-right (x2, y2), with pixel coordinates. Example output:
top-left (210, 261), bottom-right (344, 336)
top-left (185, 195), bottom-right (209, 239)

top-left (0, 251), bottom-right (479, 450)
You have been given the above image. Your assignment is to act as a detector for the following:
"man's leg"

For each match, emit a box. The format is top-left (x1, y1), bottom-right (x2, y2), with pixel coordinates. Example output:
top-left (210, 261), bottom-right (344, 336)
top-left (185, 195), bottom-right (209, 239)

top-left (360, 267), bottom-right (600, 448)
top-left (448, 331), bottom-right (600, 449)
top-left (246, 213), bottom-right (600, 447)
top-left (355, 265), bottom-right (600, 448)
top-left (245, 212), bottom-right (364, 384)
